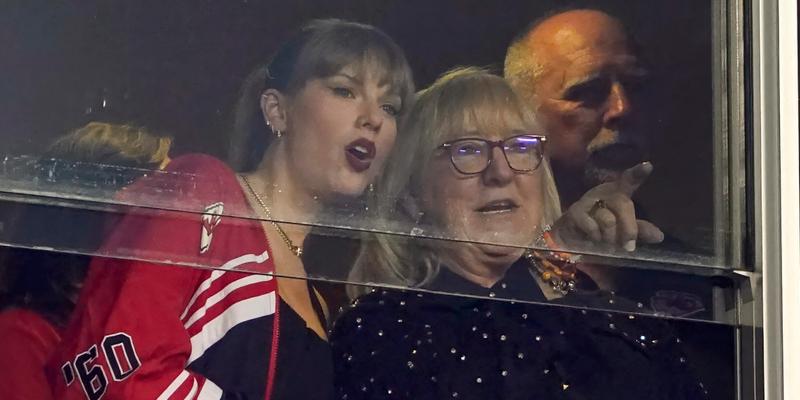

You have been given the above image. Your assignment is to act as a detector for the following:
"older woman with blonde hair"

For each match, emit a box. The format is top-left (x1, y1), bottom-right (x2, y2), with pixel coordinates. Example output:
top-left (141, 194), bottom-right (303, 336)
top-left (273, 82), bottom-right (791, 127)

top-left (331, 68), bottom-right (704, 400)
top-left (346, 66), bottom-right (561, 293)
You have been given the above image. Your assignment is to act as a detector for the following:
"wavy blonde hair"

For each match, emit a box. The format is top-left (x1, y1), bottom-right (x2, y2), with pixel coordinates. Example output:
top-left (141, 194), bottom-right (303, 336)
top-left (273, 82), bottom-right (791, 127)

top-left (347, 67), bottom-right (561, 298)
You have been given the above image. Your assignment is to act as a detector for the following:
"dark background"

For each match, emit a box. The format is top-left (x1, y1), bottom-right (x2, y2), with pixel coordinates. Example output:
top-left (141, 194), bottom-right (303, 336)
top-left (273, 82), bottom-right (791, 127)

top-left (0, 0), bottom-right (714, 252)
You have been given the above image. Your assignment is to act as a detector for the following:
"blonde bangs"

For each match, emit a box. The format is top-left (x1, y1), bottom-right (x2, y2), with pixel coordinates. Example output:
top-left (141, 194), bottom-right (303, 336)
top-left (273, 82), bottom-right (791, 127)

top-left (425, 68), bottom-right (541, 144)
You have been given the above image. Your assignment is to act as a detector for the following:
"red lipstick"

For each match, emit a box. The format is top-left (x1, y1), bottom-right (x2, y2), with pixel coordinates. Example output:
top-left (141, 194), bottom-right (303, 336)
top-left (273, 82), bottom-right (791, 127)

top-left (344, 138), bottom-right (376, 173)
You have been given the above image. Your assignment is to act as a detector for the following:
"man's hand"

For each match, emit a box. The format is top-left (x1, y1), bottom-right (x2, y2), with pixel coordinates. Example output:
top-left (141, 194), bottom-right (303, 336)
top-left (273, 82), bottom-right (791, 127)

top-left (550, 162), bottom-right (664, 252)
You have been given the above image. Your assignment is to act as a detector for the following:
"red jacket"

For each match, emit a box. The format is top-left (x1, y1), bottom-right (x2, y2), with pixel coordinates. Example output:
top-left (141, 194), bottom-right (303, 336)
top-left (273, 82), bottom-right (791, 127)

top-left (47, 155), bottom-right (280, 400)
top-left (0, 308), bottom-right (61, 400)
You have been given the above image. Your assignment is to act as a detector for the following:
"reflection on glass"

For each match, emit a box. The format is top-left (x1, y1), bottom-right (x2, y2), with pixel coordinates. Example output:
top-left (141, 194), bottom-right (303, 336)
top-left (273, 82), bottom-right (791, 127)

top-left (0, 1), bottom-right (742, 399)
top-left (1, 0), bottom-right (724, 265)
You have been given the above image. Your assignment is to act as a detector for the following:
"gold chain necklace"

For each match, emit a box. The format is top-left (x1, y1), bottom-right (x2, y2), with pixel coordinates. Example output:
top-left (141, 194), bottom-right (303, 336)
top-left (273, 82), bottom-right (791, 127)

top-left (240, 174), bottom-right (303, 257)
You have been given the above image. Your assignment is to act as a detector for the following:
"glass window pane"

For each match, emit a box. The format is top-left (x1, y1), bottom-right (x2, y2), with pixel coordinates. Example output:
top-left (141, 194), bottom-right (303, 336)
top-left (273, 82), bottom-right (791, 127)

top-left (0, 2), bottom-right (752, 399)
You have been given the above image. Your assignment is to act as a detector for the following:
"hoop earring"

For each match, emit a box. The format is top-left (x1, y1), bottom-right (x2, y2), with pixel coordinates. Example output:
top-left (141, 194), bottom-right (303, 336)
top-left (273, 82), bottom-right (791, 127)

top-left (264, 118), bottom-right (281, 138)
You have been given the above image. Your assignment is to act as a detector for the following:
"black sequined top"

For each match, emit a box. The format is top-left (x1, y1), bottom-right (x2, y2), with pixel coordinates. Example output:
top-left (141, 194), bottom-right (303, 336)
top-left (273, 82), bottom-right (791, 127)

top-left (330, 259), bottom-right (707, 400)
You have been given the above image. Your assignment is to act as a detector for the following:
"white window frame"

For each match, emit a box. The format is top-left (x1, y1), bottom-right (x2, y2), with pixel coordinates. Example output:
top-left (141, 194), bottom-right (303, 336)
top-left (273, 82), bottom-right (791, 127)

top-left (752, 0), bottom-right (798, 398)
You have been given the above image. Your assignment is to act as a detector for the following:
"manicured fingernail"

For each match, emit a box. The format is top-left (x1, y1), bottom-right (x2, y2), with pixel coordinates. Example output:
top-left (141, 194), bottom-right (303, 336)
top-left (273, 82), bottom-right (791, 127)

top-left (624, 240), bottom-right (636, 252)
top-left (633, 162), bottom-right (653, 179)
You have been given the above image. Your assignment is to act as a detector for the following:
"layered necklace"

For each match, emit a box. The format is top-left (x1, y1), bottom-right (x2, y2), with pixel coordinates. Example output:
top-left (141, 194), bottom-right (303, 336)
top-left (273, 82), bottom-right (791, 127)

top-left (525, 227), bottom-right (577, 295)
top-left (240, 174), bottom-right (303, 257)
top-left (524, 250), bottom-right (576, 295)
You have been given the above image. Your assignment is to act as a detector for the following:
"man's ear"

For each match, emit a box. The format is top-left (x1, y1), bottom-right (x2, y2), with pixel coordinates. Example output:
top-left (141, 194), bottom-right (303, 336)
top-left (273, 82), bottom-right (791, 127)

top-left (260, 89), bottom-right (289, 132)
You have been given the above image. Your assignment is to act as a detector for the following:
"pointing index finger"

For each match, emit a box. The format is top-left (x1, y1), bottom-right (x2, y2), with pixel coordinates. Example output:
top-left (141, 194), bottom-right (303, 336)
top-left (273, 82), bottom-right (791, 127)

top-left (615, 161), bottom-right (653, 196)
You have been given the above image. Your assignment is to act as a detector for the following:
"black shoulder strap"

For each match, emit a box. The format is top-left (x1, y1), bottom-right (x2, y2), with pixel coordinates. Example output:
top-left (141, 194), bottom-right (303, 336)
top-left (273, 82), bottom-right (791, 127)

top-left (306, 280), bottom-right (328, 329)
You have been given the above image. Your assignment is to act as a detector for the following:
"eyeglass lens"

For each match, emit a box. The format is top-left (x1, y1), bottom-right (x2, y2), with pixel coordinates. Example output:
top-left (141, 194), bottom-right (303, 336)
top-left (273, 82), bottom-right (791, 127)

top-left (450, 136), bottom-right (544, 174)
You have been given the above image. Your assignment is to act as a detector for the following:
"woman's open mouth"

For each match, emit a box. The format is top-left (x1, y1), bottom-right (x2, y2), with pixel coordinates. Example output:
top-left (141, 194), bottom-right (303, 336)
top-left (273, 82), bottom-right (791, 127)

top-left (475, 199), bottom-right (519, 214)
top-left (344, 138), bottom-right (376, 173)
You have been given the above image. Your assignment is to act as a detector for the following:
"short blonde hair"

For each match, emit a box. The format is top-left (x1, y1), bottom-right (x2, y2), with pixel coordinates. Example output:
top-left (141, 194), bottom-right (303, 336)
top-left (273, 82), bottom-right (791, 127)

top-left (348, 67), bottom-right (561, 297)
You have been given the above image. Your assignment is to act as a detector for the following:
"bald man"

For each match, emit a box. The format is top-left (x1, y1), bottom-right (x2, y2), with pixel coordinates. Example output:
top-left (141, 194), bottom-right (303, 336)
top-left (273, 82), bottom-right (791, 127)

top-left (503, 13), bottom-right (731, 397)
top-left (505, 9), bottom-right (712, 309)
top-left (505, 9), bottom-right (648, 208)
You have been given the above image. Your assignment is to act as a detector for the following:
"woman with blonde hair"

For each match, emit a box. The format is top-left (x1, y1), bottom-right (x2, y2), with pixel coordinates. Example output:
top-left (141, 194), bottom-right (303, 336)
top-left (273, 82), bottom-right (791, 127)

top-left (48, 19), bottom-right (414, 400)
top-left (331, 68), bottom-right (703, 400)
